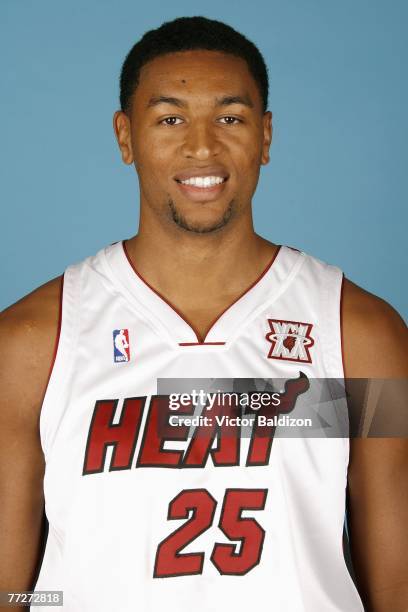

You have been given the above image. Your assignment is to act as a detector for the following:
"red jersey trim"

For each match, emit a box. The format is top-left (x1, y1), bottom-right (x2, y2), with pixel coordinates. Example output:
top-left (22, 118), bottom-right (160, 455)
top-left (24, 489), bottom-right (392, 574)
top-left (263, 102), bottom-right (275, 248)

top-left (122, 241), bottom-right (281, 344)
top-left (339, 273), bottom-right (347, 378)
top-left (178, 342), bottom-right (226, 346)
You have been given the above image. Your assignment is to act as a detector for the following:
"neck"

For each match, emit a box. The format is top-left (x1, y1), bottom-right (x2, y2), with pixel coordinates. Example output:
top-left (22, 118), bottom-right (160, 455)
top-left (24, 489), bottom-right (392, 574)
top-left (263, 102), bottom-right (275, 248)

top-left (124, 211), bottom-right (278, 305)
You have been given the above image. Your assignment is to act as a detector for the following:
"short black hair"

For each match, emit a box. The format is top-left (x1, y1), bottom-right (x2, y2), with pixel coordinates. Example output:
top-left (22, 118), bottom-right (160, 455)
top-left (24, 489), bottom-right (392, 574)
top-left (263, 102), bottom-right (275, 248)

top-left (119, 16), bottom-right (269, 114)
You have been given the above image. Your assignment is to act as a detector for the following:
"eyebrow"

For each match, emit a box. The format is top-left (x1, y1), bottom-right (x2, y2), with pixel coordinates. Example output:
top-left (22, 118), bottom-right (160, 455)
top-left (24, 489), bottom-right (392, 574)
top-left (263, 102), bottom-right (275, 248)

top-left (146, 94), bottom-right (254, 109)
top-left (147, 95), bottom-right (187, 109)
top-left (216, 94), bottom-right (254, 108)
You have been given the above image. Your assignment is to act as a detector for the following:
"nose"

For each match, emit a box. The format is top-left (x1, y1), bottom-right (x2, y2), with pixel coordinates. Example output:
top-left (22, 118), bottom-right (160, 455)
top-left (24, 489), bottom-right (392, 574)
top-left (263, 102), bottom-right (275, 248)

top-left (181, 121), bottom-right (221, 160)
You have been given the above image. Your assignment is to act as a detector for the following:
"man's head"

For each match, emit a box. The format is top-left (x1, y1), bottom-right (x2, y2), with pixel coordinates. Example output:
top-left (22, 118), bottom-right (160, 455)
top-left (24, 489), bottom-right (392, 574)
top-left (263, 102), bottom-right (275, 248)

top-left (119, 16), bottom-right (269, 115)
top-left (114, 16), bottom-right (272, 235)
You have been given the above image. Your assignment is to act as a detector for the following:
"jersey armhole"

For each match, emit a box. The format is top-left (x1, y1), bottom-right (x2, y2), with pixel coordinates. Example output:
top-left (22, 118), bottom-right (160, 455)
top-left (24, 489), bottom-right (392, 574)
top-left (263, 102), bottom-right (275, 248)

top-left (39, 263), bottom-right (82, 458)
top-left (39, 274), bottom-right (64, 407)
top-left (339, 273), bottom-right (347, 379)
top-left (339, 273), bottom-right (353, 474)
top-left (338, 272), bottom-right (351, 470)
top-left (321, 266), bottom-right (346, 380)
top-left (320, 266), bottom-right (350, 467)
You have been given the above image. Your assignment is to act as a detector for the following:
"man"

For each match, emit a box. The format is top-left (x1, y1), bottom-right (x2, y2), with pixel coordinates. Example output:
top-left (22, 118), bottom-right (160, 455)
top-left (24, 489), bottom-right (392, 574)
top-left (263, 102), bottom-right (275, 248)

top-left (0, 16), bottom-right (407, 612)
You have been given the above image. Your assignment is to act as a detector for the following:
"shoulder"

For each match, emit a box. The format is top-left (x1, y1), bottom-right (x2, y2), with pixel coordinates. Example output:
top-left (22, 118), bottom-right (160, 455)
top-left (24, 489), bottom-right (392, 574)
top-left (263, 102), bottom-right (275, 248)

top-left (0, 275), bottom-right (62, 347)
top-left (343, 280), bottom-right (408, 560)
top-left (0, 276), bottom-right (63, 420)
top-left (341, 278), bottom-right (407, 377)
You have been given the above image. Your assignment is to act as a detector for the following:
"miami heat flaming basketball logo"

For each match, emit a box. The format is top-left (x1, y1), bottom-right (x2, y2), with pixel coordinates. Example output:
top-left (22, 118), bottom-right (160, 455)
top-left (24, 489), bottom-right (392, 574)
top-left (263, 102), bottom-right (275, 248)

top-left (265, 319), bottom-right (314, 363)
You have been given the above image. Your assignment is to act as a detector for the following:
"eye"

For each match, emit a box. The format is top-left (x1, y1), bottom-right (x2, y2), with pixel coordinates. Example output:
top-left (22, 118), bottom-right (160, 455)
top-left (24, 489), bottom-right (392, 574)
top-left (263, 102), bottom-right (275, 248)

top-left (218, 116), bottom-right (242, 125)
top-left (159, 116), bottom-right (183, 126)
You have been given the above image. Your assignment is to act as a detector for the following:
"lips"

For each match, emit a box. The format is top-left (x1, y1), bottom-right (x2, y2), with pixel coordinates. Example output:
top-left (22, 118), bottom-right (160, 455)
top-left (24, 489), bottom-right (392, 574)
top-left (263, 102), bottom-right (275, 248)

top-left (173, 165), bottom-right (229, 183)
top-left (172, 165), bottom-right (230, 202)
top-left (173, 167), bottom-right (229, 203)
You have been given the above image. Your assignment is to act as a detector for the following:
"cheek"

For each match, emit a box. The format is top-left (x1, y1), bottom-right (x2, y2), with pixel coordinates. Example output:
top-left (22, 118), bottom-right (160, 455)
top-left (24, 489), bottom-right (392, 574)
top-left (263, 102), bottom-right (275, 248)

top-left (233, 149), bottom-right (262, 175)
top-left (228, 130), bottom-right (264, 167)
top-left (132, 142), bottom-right (169, 179)
top-left (134, 125), bottom-right (178, 156)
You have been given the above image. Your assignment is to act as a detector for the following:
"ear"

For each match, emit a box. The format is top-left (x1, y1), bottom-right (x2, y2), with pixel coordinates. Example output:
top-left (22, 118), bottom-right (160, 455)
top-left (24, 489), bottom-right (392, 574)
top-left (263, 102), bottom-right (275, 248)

top-left (113, 111), bottom-right (134, 165)
top-left (261, 111), bottom-right (273, 165)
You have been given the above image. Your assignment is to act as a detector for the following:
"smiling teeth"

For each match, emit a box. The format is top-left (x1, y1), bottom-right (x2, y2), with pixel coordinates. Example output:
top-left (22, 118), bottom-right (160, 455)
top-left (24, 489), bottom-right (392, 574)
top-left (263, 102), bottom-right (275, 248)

top-left (180, 176), bottom-right (225, 188)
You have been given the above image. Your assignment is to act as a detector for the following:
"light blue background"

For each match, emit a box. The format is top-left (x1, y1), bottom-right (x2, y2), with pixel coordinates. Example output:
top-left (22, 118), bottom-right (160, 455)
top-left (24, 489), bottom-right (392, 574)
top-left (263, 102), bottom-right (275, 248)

top-left (1, 0), bottom-right (407, 318)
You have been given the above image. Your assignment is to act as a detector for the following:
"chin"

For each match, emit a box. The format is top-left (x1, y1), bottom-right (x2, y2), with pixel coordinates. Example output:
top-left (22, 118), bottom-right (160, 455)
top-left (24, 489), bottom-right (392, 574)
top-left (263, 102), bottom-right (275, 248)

top-left (168, 199), bottom-right (234, 234)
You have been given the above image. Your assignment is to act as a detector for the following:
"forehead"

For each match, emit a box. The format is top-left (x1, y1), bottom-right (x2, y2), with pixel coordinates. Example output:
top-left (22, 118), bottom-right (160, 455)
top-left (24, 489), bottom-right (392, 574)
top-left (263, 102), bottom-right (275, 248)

top-left (134, 50), bottom-right (262, 109)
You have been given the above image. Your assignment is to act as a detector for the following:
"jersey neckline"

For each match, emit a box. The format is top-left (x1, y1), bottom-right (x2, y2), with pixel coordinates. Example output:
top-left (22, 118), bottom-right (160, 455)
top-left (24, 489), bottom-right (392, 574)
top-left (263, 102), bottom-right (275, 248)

top-left (122, 240), bottom-right (281, 344)
top-left (103, 240), bottom-right (302, 348)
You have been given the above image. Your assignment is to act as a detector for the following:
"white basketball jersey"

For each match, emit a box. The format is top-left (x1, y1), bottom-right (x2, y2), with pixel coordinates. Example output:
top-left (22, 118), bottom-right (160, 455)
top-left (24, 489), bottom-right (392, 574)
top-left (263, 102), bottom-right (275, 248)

top-left (34, 240), bottom-right (364, 611)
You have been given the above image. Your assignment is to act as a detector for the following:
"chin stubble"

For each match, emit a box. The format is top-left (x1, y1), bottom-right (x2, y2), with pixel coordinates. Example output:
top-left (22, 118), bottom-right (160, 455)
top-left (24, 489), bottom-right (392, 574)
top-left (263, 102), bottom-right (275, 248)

top-left (167, 199), bottom-right (234, 234)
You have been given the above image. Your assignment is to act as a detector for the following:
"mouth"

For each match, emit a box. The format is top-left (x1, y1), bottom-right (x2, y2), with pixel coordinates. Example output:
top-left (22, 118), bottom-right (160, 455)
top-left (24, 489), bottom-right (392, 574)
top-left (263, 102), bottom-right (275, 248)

top-left (173, 168), bottom-right (229, 202)
top-left (175, 175), bottom-right (228, 188)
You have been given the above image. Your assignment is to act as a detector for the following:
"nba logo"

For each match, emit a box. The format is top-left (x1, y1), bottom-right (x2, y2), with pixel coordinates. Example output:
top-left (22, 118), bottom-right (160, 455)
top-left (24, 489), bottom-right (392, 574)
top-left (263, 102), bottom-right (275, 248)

top-left (113, 329), bottom-right (130, 363)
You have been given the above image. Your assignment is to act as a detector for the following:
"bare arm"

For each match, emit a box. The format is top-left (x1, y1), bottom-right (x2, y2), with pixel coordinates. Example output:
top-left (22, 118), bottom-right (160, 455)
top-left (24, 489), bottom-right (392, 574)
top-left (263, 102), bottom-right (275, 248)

top-left (0, 277), bottom-right (62, 611)
top-left (342, 278), bottom-right (408, 612)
